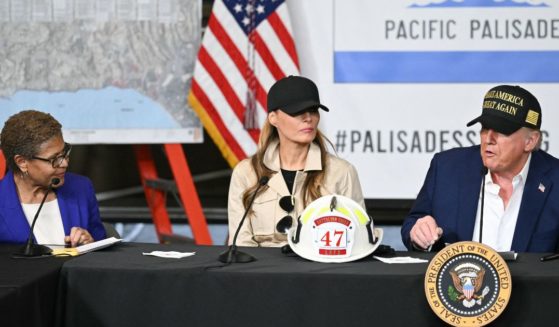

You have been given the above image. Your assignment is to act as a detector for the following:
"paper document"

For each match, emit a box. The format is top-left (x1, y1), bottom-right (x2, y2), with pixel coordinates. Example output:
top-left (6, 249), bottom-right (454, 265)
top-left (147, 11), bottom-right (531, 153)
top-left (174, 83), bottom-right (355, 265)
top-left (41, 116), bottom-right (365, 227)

top-left (51, 237), bottom-right (122, 256)
top-left (373, 256), bottom-right (429, 264)
top-left (142, 251), bottom-right (196, 259)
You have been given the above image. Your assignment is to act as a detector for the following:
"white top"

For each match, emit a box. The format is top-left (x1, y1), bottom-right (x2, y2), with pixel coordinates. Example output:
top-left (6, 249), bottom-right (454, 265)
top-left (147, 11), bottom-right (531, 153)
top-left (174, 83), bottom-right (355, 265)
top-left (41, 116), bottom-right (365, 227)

top-left (472, 154), bottom-right (531, 251)
top-left (22, 199), bottom-right (65, 245)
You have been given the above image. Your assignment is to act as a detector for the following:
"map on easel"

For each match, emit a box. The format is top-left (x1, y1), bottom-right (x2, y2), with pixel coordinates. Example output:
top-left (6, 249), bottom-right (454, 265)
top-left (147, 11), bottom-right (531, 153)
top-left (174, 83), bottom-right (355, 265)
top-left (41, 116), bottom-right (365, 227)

top-left (0, 0), bottom-right (202, 144)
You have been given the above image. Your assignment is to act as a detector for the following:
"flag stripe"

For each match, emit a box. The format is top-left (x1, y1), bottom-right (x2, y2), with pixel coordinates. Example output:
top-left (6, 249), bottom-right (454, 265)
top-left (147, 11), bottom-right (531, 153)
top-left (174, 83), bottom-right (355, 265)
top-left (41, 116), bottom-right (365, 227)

top-left (189, 92), bottom-right (240, 167)
top-left (191, 79), bottom-right (246, 162)
top-left (198, 47), bottom-right (258, 145)
top-left (212, 0), bottom-right (248, 50)
top-left (254, 31), bottom-right (285, 81)
top-left (197, 47), bottom-right (259, 145)
top-left (203, 29), bottom-right (247, 105)
top-left (257, 19), bottom-right (299, 80)
top-left (268, 10), bottom-right (299, 69)
top-left (208, 12), bottom-right (248, 80)
top-left (209, 13), bottom-right (269, 112)
top-left (193, 63), bottom-right (258, 155)
top-left (191, 0), bottom-right (300, 166)
top-left (198, 46), bottom-right (245, 123)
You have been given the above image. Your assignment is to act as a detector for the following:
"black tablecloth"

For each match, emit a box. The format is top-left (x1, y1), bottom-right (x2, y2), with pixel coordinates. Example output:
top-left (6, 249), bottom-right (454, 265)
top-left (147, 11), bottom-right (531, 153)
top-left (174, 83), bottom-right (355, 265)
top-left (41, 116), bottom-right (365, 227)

top-left (56, 243), bottom-right (559, 327)
top-left (0, 245), bottom-right (70, 327)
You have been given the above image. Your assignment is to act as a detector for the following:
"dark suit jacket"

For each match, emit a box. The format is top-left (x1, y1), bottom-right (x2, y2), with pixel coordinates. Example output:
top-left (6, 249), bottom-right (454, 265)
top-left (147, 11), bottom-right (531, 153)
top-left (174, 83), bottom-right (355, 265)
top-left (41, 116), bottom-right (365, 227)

top-left (0, 170), bottom-right (106, 244)
top-left (401, 146), bottom-right (559, 253)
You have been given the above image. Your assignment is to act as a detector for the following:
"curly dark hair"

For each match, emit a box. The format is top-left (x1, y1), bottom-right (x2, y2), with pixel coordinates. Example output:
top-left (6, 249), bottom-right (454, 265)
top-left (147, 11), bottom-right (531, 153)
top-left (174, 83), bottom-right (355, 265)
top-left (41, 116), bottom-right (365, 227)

top-left (0, 110), bottom-right (62, 173)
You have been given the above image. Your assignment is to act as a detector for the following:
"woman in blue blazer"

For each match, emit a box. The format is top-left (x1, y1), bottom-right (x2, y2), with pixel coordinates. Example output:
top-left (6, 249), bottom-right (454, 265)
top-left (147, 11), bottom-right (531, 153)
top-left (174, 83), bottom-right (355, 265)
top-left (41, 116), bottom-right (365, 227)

top-left (0, 110), bottom-right (106, 247)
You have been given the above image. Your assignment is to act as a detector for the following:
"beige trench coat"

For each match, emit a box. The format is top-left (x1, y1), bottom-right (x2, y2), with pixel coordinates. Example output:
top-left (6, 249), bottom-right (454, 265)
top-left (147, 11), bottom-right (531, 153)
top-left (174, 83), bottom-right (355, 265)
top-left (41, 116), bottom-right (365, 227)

top-left (227, 140), bottom-right (365, 247)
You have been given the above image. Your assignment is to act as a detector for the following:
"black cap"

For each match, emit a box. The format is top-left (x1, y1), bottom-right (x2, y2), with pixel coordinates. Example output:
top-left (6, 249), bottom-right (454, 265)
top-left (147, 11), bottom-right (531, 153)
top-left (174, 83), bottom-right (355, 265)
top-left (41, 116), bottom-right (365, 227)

top-left (467, 85), bottom-right (541, 135)
top-left (267, 75), bottom-right (329, 115)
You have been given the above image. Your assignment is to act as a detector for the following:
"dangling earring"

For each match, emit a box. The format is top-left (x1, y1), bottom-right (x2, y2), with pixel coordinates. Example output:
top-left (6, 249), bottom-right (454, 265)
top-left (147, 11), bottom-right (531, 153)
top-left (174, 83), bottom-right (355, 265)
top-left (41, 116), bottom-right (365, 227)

top-left (21, 170), bottom-right (29, 178)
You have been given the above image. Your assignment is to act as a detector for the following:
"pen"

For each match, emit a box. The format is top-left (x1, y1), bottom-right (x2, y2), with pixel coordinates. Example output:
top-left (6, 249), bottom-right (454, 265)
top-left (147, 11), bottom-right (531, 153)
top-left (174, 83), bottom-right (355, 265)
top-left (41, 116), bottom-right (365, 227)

top-left (540, 253), bottom-right (559, 262)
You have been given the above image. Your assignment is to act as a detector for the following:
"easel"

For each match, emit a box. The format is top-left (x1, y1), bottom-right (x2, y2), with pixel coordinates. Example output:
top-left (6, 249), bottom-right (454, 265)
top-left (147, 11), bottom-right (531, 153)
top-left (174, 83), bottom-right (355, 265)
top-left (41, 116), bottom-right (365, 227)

top-left (0, 146), bottom-right (213, 245)
top-left (133, 144), bottom-right (212, 245)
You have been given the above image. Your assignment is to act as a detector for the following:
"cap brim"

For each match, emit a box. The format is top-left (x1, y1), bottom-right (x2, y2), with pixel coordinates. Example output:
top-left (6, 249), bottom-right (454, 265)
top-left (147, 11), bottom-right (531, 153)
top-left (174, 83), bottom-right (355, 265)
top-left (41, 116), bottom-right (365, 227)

top-left (279, 100), bottom-right (329, 115)
top-left (466, 114), bottom-right (520, 136)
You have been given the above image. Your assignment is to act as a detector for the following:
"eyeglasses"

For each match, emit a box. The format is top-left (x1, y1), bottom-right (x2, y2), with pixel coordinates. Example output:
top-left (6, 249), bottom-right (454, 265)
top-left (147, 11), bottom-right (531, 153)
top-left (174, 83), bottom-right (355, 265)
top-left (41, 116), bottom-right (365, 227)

top-left (32, 143), bottom-right (72, 168)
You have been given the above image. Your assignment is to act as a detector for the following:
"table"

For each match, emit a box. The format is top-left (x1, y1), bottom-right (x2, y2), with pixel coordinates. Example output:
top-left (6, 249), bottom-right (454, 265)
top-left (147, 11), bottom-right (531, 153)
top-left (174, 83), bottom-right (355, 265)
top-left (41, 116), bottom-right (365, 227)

top-left (56, 243), bottom-right (559, 327)
top-left (0, 245), bottom-right (69, 327)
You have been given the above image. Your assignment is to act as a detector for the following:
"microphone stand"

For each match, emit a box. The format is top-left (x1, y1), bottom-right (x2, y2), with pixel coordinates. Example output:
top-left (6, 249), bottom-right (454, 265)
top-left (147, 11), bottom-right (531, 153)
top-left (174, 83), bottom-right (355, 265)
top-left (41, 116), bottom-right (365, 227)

top-left (479, 167), bottom-right (488, 244)
top-left (13, 178), bottom-right (60, 258)
top-left (218, 176), bottom-right (269, 264)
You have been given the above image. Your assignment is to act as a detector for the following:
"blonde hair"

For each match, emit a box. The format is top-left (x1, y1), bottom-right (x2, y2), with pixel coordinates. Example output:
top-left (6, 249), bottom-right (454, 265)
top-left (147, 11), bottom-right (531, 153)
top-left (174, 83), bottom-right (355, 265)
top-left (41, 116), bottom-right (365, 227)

top-left (242, 120), bottom-right (331, 209)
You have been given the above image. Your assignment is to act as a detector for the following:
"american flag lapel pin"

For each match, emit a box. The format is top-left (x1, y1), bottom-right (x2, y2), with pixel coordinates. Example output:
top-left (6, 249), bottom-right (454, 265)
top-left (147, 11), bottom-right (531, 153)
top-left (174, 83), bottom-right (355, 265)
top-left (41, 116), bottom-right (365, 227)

top-left (538, 183), bottom-right (546, 193)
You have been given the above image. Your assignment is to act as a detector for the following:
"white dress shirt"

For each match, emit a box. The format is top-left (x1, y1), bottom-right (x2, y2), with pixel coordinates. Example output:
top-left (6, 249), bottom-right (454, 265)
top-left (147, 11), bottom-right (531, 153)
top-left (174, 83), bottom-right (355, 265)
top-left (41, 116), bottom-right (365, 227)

top-left (22, 199), bottom-right (65, 245)
top-left (472, 154), bottom-right (531, 251)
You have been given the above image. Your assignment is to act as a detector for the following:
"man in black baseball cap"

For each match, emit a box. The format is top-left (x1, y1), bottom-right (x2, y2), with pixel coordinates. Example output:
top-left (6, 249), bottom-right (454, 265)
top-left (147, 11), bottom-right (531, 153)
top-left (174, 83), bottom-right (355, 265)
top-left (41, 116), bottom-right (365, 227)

top-left (402, 85), bottom-right (559, 253)
top-left (467, 85), bottom-right (541, 135)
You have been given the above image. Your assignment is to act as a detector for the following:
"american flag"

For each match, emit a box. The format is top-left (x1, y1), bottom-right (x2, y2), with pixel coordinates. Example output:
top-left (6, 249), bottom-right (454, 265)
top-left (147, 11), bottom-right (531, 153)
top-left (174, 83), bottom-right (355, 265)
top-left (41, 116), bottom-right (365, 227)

top-left (189, 0), bottom-right (300, 166)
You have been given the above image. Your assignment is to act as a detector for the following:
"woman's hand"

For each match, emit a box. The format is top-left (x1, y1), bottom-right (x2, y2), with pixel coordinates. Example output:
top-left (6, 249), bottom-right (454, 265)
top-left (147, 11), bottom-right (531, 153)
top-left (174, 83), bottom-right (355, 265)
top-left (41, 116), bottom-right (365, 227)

top-left (65, 227), bottom-right (94, 247)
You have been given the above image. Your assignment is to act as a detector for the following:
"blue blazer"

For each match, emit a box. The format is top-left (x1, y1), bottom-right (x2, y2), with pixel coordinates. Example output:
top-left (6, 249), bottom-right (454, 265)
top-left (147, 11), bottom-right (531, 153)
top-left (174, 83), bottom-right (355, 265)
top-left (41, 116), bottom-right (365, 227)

top-left (401, 146), bottom-right (559, 253)
top-left (0, 170), bottom-right (106, 244)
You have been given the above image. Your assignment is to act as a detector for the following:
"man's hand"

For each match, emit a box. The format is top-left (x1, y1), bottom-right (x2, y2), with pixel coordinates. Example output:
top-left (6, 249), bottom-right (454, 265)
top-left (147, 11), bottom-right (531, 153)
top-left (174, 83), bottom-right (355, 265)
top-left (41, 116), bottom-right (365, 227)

top-left (410, 215), bottom-right (443, 250)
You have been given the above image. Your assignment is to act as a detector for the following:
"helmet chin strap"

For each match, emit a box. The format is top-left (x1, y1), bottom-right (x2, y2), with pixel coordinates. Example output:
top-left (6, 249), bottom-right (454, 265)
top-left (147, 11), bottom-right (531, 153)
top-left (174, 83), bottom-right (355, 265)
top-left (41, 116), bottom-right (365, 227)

top-left (366, 219), bottom-right (378, 245)
top-left (291, 216), bottom-right (302, 244)
top-left (329, 195), bottom-right (337, 212)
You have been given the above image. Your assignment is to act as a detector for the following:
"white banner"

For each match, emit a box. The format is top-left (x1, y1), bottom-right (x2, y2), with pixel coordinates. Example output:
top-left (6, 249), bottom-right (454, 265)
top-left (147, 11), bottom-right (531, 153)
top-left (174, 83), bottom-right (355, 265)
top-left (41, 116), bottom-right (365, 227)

top-left (289, 0), bottom-right (559, 199)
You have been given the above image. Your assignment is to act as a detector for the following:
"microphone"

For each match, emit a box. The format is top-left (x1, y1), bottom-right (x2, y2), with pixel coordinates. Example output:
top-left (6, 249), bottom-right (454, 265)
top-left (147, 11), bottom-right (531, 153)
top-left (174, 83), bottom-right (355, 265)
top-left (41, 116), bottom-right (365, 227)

top-left (14, 178), bottom-right (60, 258)
top-left (218, 176), bottom-right (269, 264)
top-left (479, 167), bottom-right (488, 244)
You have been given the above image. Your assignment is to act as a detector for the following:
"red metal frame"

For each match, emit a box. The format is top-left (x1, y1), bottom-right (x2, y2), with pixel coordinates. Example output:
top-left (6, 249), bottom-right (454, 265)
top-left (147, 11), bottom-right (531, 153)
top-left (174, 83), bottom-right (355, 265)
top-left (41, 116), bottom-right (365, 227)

top-left (164, 144), bottom-right (212, 245)
top-left (134, 145), bottom-right (174, 241)
top-left (134, 145), bottom-right (212, 245)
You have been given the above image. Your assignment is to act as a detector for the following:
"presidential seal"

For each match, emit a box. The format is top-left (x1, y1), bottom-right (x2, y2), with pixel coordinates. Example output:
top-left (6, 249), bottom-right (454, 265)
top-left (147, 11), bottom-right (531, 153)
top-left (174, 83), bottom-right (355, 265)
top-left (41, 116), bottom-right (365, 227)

top-left (424, 242), bottom-right (511, 326)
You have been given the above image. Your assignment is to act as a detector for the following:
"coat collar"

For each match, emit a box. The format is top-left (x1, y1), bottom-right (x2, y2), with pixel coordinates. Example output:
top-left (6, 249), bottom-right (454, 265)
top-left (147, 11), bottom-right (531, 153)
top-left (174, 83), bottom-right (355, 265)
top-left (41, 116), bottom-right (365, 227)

top-left (262, 139), bottom-right (323, 197)
top-left (262, 139), bottom-right (322, 173)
